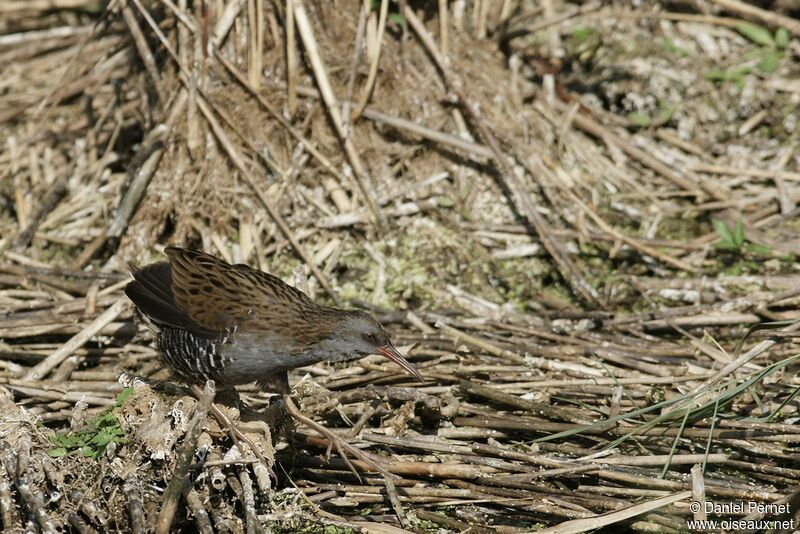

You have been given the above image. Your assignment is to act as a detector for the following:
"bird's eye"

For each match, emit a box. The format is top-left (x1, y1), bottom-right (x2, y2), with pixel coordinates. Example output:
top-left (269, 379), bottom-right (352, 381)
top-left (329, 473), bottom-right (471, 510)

top-left (365, 332), bottom-right (373, 339)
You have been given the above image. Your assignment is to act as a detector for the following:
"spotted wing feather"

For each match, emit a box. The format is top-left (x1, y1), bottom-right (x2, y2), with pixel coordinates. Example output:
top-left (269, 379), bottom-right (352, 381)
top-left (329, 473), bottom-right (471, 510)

top-left (125, 261), bottom-right (216, 337)
top-left (164, 247), bottom-right (339, 350)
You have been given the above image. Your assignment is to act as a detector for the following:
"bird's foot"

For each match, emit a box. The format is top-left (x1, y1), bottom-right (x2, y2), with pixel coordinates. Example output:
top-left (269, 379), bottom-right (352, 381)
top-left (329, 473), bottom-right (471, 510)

top-left (195, 387), bottom-right (272, 469)
top-left (281, 394), bottom-right (389, 480)
top-left (265, 397), bottom-right (296, 452)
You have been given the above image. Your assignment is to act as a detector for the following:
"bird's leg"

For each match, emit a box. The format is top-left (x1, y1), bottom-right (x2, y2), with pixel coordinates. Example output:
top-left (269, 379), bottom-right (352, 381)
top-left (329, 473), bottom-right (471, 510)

top-left (255, 374), bottom-right (294, 443)
top-left (213, 386), bottom-right (243, 412)
top-left (274, 372), bottom-right (390, 478)
top-left (190, 384), bottom-right (271, 468)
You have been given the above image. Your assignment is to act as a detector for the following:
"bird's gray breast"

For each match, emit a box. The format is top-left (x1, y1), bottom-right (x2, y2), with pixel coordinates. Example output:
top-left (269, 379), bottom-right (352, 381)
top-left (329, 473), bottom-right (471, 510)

top-left (219, 332), bottom-right (318, 384)
top-left (219, 332), bottom-right (365, 384)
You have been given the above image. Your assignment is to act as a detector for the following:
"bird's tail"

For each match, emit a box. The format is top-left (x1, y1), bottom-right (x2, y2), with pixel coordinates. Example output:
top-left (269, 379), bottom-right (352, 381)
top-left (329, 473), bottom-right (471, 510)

top-left (125, 262), bottom-right (191, 332)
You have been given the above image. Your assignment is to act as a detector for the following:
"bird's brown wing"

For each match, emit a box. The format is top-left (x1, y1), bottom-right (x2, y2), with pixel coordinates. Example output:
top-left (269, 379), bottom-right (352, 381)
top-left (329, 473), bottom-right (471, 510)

top-left (163, 247), bottom-right (336, 348)
top-left (125, 260), bottom-right (217, 337)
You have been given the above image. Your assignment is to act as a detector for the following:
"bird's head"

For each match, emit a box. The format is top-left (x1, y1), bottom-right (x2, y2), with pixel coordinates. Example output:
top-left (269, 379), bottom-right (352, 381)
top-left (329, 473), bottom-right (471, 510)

top-left (334, 312), bottom-right (422, 381)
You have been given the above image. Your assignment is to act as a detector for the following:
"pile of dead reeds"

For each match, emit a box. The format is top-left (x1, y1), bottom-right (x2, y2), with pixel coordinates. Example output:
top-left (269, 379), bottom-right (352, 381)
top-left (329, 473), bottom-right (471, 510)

top-left (2, 0), bottom-right (800, 532)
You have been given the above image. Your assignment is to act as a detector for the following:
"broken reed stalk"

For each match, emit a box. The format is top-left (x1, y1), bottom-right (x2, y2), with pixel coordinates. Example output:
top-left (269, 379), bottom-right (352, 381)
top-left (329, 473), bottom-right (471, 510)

top-left (124, 475), bottom-right (146, 534)
top-left (23, 297), bottom-right (129, 381)
top-left (0, 460), bottom-right (19, 530)
top-left (350, 0), bottom-right (389, 120)
top-left (106, 92), bottom-right (187, 241)
top-left (292, 0), bottom-right (384, 228)
top-left (183, 487), bottom-right (214, 534)
top-left (238, 466), bottom-right (264, 534)
top-left (155, 380), bottom-right (215, 534)
top-left (12, 172), bottom-right (68, 252)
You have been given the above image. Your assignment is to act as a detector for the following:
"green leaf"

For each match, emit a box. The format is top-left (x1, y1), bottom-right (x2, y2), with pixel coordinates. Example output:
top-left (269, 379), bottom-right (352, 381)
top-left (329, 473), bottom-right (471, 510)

top-left (47, 408), bottom-right (126, 461)
top-left (436, 196), bottom-right (454, 208)
top-left (705, 69), bottom-right (727, 81)
top-left (47, 447), bottom-right (68, 458)
top-left (745, 242), bottom-right (772, 255)
top-left (627, 112), bottom-right (651, 127)
top-left (713, 219), bottom-right (733, 242)
top-left (736, 22), bottom-right (775, 48)
top-left (91, 412), bottom-right (118, 428)
top-left (775, 28), bottom-right (789, 49)
top-left (116, 387), bottom-right (134, 407)
top-left (742, 48), bottom-right (764, 63)
top-left (659, 38), bottom-right (689, 57)
top-left (733, 219), bottom-right (745, 248)
top-left (49, 433), bottom-right (87, 448)
top-left (571, 26), bottom-right (595, 42)
top-left (49, 435), bottom-right (67, 447)
top-left (722, 260), bottom-right (744, 275)
top-left (759, 49), bottom-right (783, 73)
top-left (653, 103), bottom-right (676, 126)
top-left (713, 239), bottom-right (734, 251)
top-left (705, 66), bottom-right (750, 84)
top-left (91, 431), bottom-right (114, 447)
top-left (388, 12), bottom-right (405, 28)
top-left (713, 219), bottom-right (740, 251)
